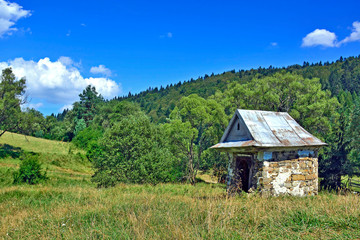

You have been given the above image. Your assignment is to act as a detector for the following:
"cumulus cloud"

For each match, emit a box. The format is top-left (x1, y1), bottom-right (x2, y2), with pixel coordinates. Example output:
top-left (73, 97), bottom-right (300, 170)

top-left (25, 102), bottom-right (43, 110)
top-left (338, 21), bottom-right (360, 45)
top-left (58, 56), bottom-right (74, 66)
top-left (0, 0), bottom-right (31, 37)
top-left (0, 57), bottom-right (121, 110)
top-left (301, 29), bottom-right (337, 47)
top-left (302, 21), bottom-right (360, 48)
top-left (90, 64), bottom-right (112, 77)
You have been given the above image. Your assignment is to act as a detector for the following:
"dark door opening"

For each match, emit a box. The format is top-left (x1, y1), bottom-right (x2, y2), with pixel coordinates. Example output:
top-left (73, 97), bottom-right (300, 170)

top-left (235, 156), bottom-right (251, 192)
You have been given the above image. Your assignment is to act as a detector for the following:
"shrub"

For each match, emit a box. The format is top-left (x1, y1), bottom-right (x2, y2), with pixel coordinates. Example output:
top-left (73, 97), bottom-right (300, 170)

top-left (13, 154), bottom-right (47, 184)
top-left (89, 112), bottom-right (177, 187)
top-left (72, 126), bottom-right (103, 149)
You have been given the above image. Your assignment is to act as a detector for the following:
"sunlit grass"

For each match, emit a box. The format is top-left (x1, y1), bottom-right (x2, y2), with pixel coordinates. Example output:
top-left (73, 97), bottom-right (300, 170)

top-left (0, 183), bottom-right (359, 239)
top-left (0, 132), bottom-right (83, 155)
top-left (342, 175), bottom-right (360, 192)
top-left (0, 133), bottom-right (359, 239)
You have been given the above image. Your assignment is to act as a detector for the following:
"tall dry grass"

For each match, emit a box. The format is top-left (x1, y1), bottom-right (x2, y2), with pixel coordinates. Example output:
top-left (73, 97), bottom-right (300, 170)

top-left (0, 132), bottom-right (359, 239)
top-left (0, 183), bottom-right (359, 239)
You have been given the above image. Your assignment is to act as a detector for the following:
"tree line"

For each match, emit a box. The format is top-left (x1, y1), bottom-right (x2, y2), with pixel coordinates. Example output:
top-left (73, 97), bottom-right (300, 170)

top-left (1, 55), bottom-right (360, 189)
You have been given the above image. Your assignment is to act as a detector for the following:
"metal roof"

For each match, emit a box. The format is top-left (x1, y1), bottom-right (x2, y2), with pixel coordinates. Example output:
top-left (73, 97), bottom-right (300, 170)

top-left (211, 109), bottom-right (327, 150)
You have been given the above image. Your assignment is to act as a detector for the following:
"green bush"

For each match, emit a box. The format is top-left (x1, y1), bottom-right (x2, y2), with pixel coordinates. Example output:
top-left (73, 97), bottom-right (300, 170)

top-left (13, 154), bottom-right (47, 184)
top-left (89, 112), bottom-right (177, 187)
top-left (72, 126), bottom-right (103, 149)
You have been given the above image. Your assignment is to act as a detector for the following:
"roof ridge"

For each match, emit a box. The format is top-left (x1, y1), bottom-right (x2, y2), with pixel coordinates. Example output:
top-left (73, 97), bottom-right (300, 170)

top-left (237, 109), bottom-right (289, 114)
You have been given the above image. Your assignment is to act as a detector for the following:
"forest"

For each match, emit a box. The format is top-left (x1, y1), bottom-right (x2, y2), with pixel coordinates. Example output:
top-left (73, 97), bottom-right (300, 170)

top-left (1, 55), bottom-right (360, 190)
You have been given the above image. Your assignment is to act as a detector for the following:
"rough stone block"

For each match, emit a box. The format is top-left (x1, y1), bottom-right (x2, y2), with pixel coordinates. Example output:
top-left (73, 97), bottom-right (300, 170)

top-left (305, 174), bottom-right (316, 180)
top-left (270, 163), bottom-right (279, 168)
top-left (259, 178), bottom-right (263, 184)
top-left (263, 179), bottom-right (272, 185)
top-left (292, 174), bottom-right (305, 181)
top-left (301, 169), bottom-right (310, 174)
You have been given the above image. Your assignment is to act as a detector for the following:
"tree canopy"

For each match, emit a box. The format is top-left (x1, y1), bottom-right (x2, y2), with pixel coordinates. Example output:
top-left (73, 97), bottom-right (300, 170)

top-left (0, 68), bottom-right (26, 137)
top-left (214, 72), bottom-right (339, 137)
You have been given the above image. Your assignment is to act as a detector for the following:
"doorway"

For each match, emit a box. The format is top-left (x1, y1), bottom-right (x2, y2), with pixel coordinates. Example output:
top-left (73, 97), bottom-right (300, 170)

top-left (235, 156), bottom-right (251, 192)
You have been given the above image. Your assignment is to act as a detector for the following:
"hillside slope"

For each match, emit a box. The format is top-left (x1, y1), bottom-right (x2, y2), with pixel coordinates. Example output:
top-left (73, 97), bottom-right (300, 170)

top-left (0, 132), bottom-right (74, 155)
top-left (118, 55), bottom-right (360, 122)
top-left (0, 132), bottom-right (91, 188)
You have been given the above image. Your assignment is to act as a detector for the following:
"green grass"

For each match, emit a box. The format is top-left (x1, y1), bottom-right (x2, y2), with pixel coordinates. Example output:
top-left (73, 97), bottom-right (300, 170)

top-left (342, 175), bottom-right (360, 192)
top-left (1, 183), bottom-right (359, 239)
top-left (0, 133), bottom-right (360, 239)
top-left (0, 132), bottom-right (83, 155)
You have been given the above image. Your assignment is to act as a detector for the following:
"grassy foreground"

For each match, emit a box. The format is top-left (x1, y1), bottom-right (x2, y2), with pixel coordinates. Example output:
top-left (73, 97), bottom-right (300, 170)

top-left (0, 134), bottom-right (360, 239)
top-left (1, 183), bottom-right (360, 239)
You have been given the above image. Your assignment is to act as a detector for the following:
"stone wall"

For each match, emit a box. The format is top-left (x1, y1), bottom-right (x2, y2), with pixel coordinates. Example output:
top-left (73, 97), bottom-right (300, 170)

top-left (259, 157), bottom-right (318, 196)
top-left (227, 150), bottom-right (319, 196)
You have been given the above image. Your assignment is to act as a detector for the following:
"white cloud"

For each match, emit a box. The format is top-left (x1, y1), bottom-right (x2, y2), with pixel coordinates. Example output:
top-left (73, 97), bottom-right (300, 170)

top-left (160, 32), bottom-right (173, 39)
top-left (0, 57), bottom-right (121, 110)
top-left (301, 29), bottom-right (337, 47)
top-left (90, 64), bottom-right (112, 77)
top-left (270, 42), bottom-right (278, 47)
top-left (58, 56), bottom-right (73, 66)
top-left (0, 0), bottom-right (31, 37)
top-left (302, 21), bottom-right (360, 48)
top-left (338, 21), bottom-right (360, 45)
top-left (60, 104), bottom-right (73, 112)
top-left (26, 102), bottom-right (43, 110)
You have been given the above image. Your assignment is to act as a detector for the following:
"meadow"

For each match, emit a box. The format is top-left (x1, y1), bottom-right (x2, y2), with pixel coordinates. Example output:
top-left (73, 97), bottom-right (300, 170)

top-left (0, 133), bottom-right (360, 239)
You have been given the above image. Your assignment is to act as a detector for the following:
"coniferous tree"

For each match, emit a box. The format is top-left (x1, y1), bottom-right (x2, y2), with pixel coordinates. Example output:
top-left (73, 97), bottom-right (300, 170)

top-left (76, 85), bottom-right (103, 126)
top-left (0, 68), bottom-right (26, 137)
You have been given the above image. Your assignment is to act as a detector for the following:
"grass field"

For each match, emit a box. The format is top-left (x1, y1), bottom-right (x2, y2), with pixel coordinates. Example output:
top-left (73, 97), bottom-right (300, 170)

top-left (0, 132), bottom-right (75, 155)
top-left (342, 175), bottom-right (360, 192)
top-left (0, 133), bottom-right (360, 239)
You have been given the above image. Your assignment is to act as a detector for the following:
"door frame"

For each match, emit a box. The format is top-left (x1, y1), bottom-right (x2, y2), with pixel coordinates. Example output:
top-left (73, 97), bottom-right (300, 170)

top-left (234, 155), bottom-right (253, 192)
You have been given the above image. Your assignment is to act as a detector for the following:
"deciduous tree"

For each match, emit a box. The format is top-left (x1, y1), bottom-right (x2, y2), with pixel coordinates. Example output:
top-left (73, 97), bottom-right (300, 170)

top-left (164, 94), bottom-right (227, 184)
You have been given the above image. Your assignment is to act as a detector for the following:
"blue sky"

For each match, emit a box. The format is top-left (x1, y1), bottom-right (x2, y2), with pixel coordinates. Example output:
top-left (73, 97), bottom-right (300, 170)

top-left (0, 0), bottom-right (360, 115)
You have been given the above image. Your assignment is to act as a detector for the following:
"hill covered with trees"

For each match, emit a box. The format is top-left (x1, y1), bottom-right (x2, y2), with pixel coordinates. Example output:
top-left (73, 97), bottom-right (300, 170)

top-left (122, 55), bottom-right (360, 123)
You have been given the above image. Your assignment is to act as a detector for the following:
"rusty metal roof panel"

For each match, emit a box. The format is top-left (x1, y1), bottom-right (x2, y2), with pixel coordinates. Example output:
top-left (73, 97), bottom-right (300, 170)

top-left (238, 110), bottom-right (282, 146)
top-left (261, 112), bottom-right (308, 146)
top-left (282, 113), bottom-right (325, 146)
top-left (211, 109), bottom-right (326, 150)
